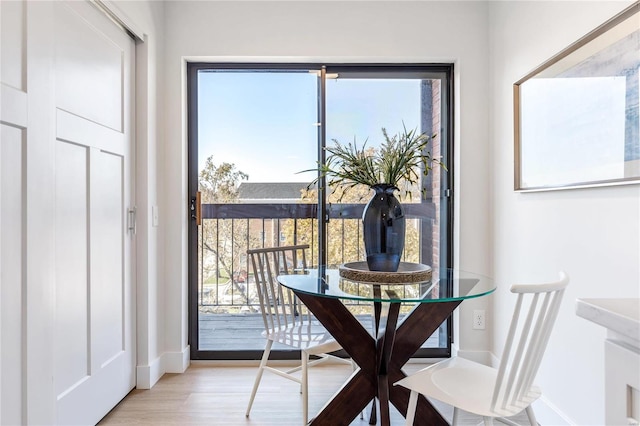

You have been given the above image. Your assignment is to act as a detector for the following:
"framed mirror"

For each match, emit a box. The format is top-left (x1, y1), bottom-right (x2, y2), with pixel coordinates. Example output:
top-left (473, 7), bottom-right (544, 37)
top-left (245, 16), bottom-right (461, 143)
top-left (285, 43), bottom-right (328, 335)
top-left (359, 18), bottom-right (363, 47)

top-left (514, 2), bottom-right (639, 191)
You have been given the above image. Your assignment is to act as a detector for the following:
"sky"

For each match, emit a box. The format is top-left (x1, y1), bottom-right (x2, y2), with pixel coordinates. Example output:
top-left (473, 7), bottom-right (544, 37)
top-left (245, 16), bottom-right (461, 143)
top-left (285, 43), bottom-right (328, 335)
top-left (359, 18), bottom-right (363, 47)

top-left (197, 70), bottom-right (422, 183)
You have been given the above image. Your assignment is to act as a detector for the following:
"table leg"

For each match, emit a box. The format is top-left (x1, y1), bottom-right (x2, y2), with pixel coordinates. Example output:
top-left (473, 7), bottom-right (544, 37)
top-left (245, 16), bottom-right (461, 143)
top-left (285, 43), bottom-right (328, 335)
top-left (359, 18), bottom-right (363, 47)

top-left (370, 294), bottom-right (381, 425)
top-left (389, 300), bottom-right (462, 424)
top-left (295, 291), bottom-right (461, 426)
top-left (294, 292), bottom-right (377, 425)
top-left (376, 299), bottom-right (401, 426)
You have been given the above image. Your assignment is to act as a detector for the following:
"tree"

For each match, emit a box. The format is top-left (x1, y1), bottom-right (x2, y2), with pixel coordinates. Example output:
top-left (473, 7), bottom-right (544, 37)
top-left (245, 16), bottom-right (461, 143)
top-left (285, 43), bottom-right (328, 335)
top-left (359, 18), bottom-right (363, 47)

top-left (199, 156), bottom-right (248, 203)
top-left (198, 156), bottom-right (251, 309)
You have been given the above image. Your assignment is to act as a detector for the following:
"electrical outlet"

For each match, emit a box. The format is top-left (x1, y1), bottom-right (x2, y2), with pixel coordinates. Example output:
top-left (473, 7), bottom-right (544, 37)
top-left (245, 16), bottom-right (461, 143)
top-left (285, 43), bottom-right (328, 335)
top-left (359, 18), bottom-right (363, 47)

top-left (473, 309), bottom-right (486, 330)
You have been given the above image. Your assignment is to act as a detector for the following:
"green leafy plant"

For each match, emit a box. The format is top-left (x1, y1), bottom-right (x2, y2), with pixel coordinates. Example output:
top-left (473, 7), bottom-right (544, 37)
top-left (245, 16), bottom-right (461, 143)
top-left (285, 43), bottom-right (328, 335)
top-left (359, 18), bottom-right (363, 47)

top-left (303, 124), bottom-right (446, 200)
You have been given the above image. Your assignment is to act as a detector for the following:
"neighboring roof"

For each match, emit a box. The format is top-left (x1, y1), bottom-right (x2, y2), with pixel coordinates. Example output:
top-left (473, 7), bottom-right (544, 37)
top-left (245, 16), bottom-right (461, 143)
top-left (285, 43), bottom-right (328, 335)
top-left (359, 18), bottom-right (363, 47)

top-left (237, 182), bottom-right (311, 201)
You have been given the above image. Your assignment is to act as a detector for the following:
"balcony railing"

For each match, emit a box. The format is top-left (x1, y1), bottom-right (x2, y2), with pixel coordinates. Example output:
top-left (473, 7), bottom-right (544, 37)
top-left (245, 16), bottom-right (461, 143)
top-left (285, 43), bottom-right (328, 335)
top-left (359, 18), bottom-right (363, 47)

top-left (198, 202), bottom-right (438, 314)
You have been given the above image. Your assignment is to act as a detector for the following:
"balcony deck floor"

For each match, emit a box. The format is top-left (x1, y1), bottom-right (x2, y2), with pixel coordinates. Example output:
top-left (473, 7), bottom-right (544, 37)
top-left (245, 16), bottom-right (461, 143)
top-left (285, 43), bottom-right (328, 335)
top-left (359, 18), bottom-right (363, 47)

top-left (198, 312), bottom-right (440, 352)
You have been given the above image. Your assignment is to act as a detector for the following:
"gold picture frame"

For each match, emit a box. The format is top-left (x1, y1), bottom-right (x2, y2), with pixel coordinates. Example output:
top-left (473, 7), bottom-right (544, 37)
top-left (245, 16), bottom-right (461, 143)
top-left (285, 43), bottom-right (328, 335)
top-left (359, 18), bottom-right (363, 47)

top-left (514, 2), bottom-right (639, 191)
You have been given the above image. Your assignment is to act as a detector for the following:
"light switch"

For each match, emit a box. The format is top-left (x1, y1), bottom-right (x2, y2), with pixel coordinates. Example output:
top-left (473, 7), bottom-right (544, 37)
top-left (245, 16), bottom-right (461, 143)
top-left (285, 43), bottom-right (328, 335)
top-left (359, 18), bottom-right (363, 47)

top-left (152, 205), bottom-right (159, 227)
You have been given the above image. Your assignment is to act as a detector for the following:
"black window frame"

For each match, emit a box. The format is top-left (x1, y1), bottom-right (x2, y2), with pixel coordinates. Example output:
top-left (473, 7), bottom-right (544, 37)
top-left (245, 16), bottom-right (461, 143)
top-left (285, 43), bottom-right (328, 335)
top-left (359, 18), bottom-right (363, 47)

top-left (187, 62), bottom-right (455, 360)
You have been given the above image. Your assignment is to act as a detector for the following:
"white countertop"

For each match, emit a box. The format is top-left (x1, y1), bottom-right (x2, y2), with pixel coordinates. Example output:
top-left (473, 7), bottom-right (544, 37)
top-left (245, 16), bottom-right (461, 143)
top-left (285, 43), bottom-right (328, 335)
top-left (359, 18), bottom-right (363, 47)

top-left (576, 298), bottom-right (640, 347)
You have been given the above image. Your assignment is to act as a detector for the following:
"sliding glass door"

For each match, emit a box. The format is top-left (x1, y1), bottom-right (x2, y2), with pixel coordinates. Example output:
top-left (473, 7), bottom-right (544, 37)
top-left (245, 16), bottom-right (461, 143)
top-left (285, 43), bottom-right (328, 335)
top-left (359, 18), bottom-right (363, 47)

top-left (187, 63), bottom-right (453, 360)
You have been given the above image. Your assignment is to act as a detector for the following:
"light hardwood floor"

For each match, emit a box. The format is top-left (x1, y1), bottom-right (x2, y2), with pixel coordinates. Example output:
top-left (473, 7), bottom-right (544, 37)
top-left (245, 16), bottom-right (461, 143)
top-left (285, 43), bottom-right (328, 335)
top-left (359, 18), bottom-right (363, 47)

top-left (99, 362), bottom-right (531, 425)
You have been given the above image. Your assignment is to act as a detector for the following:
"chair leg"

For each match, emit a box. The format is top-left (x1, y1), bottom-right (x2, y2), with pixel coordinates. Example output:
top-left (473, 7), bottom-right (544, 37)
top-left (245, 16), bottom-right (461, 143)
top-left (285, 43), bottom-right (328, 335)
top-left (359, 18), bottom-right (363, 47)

top-left (483, 417), bottom-right (494, 426)
top-left (405, 390), bottom-right (418, 426)
top-left (452, 407), bottom-right (459, 426)
top-left (525, 406), bottom-right (538, 426)
top-left (301, 350), bottom-right (309, 425)
top-left (246, 340), bottom-right (273, 417)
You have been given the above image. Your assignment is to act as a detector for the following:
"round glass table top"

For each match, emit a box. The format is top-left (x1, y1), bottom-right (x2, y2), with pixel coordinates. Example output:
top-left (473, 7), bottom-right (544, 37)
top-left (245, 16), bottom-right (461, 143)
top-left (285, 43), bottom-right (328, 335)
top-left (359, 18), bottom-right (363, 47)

top-left (277, 266), bottom-right (496, 303)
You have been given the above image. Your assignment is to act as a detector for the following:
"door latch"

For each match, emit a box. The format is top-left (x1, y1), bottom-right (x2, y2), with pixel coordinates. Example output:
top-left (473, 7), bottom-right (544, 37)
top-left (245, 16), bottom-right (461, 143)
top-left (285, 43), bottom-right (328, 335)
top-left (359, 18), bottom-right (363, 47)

top-left (190, 191), bottom-right (202, 225)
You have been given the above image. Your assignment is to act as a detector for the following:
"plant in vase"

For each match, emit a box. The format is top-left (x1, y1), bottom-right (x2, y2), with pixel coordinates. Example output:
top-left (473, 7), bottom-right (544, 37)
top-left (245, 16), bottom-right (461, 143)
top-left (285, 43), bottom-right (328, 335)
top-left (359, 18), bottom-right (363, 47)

top-left (304, 124), bottom-right (446, 272)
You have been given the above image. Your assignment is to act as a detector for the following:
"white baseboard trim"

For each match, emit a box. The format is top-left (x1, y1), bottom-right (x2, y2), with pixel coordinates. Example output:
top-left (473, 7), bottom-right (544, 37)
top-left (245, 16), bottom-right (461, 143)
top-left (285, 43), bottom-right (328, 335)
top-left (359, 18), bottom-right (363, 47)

top-left (136, 355), bottom-right (164, 390)
top-left (136, 346), bottom-right (190, 389)
top-left (455, 349), bottom-right (494, 366)
top-left (163, 345), bottom-right (191, 373)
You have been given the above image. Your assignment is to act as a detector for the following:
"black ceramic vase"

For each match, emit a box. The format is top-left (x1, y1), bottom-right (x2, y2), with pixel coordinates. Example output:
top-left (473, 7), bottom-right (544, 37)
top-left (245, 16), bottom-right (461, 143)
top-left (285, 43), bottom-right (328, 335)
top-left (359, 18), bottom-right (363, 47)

top-left (362, 184), bottom-right (405, 272)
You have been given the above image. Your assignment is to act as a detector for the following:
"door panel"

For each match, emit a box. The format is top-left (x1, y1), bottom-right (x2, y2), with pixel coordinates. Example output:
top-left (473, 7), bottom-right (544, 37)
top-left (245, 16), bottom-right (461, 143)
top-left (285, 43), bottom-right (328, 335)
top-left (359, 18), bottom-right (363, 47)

top-left (55, 2), bottom-right (123, 131)
top-left (52, 1), bottom-right (134, 424)
top-left (0, 0), bottom-right (25, 90)
top-left (91, 150), bottom-right (125, 366)
top-left (0, 125), bottom-right (25, 426)
top-left (54, 141), bottom-right (89, 396)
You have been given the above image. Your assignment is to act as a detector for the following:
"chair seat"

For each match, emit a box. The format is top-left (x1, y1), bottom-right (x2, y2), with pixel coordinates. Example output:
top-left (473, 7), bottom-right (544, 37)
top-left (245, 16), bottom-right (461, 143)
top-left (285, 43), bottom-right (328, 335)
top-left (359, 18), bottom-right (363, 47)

top-left (264, 321), bottom-right (343, 355)
top-left (395, 357), bottom-right (541, 418)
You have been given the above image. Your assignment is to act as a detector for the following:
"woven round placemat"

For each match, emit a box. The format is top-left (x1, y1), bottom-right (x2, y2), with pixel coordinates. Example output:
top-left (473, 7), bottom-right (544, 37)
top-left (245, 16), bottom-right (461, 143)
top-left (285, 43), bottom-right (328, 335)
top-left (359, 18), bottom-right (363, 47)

top-left (339, 262), bottom-right (432, 284)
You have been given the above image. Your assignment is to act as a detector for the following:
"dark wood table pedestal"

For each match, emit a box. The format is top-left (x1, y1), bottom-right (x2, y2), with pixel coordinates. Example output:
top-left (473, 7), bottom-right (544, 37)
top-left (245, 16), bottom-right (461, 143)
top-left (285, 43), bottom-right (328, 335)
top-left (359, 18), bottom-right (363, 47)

top-left (294, 291), bottom-right (462, 426)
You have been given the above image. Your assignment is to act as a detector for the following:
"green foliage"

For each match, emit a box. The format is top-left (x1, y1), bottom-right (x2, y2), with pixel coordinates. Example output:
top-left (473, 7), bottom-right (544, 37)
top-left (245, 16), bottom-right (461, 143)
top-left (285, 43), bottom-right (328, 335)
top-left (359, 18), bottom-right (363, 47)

top-left (199, 156), bottom-right (248, 203)
top-left (302, 124), bottom-right (446, 201)
top-left (282, 182), bottom-right (425, 268)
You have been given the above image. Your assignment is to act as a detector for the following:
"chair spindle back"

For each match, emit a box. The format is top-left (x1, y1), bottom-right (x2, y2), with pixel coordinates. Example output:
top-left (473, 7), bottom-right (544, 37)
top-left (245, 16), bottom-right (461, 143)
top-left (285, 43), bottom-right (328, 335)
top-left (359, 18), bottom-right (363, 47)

top-left (247, 245), bottom-right (310, 336)
top-left (491, 272), bottom-right (569, 413)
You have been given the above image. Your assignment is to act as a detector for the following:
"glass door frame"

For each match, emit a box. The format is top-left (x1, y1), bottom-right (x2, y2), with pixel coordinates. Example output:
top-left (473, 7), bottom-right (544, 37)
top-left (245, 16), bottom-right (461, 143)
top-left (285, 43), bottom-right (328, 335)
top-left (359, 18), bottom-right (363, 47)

top-left (187, 62), bottom-right (454, 360)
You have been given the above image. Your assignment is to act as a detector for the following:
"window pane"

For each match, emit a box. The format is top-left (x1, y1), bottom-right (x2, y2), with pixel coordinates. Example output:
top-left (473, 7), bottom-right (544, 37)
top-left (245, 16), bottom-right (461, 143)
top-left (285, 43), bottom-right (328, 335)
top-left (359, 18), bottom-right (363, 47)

top-left (196, 70), bottom-right (318, 352)
top-left (325, 76), bottom-right (447, 352)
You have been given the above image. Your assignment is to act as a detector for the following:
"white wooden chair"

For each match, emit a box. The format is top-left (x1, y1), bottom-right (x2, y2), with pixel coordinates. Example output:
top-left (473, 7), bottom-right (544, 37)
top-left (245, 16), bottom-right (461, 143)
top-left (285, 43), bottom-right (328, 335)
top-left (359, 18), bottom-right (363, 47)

top-left (245, 245), bottom-right (353, 425)
top-left (395, 272), bottom-right (569, 426)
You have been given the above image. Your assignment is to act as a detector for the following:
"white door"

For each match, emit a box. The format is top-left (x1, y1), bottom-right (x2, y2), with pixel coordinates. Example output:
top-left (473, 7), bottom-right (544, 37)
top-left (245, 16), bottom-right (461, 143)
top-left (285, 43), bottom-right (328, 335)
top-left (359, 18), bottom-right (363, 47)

top-left (1, 2), bottom-right (28, 424)
top-left (53, 2), bottom-right (135, 424)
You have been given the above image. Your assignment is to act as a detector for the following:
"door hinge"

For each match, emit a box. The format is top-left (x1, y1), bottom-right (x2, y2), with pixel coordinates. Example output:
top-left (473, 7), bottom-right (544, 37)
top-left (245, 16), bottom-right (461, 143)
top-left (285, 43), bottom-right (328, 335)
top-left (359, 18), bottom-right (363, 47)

top-left (445, 188), bottom-right (452, 198)
top-left (127, 207), bottom-right (137, 234)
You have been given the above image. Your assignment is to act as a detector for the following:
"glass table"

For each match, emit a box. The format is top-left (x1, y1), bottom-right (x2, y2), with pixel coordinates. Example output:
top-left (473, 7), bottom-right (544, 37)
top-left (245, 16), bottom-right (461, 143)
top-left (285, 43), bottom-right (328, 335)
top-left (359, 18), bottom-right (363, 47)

top-left (277, 265), bottom-right (496, 426)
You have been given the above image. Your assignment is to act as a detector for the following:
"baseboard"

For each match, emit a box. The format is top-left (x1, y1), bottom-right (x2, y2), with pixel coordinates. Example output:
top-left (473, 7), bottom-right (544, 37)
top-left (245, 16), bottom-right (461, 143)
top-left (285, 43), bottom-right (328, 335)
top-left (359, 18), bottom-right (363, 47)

top-left (136, 355), bottom-right (164, 389)
top-left (455, 348), bottom-right (494, 366)
top-left (163, 345), bottom-right (191, 373)
top-left (136, 346), bottom-right (190, 389)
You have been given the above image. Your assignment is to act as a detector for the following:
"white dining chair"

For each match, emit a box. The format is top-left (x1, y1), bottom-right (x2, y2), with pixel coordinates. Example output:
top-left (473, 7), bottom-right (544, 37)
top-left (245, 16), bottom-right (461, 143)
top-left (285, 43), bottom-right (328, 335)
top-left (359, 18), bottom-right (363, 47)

top-left (245, 245), bottom-right (353, 425)
top-left (395, 271), bottom-right (569, 426)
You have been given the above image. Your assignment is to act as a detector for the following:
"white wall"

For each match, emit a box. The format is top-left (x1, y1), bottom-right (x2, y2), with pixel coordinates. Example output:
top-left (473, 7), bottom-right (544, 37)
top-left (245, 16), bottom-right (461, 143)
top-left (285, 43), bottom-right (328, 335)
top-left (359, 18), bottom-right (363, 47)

top-left (161, 0), bottom-right (494, 364)
top-left (489, 1), bottom-right (639, 424)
